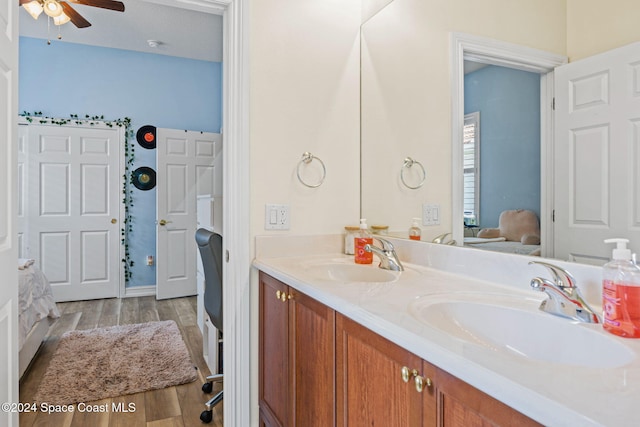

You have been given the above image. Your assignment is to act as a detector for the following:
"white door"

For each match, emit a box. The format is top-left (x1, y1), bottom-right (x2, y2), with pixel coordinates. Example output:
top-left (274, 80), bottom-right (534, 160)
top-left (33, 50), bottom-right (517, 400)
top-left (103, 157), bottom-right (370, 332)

top-left (0, 1), bottom-right (19, 425)
top-left (554, 41), bottom-right (640, 264)
top-left (25, 124), bottom-right (122, 301)
top-left (156, 129), bottom-right (221, 300)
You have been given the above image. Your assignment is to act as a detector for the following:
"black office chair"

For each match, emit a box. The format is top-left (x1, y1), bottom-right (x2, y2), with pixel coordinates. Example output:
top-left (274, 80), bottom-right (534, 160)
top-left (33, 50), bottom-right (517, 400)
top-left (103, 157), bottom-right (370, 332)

top-left (195, 228), bottom-right (223, 424)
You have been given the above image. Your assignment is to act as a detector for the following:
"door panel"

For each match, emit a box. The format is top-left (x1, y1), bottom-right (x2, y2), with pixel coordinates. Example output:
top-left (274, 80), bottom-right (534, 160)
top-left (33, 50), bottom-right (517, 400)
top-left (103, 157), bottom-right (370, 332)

top-left (156, 128), bottom-right (220, 300)
top-left (554, 41), bottom-right (640, 264)
top-left (0, 1), bottom-right (19, 424)
top-left (25, 124), bottom-right (122, 301)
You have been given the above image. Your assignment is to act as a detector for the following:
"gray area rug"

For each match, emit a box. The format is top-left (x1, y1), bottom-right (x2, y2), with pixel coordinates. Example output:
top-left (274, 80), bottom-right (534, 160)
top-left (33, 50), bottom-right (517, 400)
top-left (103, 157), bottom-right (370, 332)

top-left (34, 320), bottom-right (198, 405)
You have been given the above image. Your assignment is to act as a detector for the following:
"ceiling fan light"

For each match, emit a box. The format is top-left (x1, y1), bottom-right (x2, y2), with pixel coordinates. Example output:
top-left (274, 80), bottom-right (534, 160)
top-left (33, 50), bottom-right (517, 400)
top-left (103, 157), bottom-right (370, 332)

top-left (53, 12), bottom-right (70, 26)
top-left (43, 0), bottom-right (63, 18)
top-left (22, 1), bottom-right (43, 20)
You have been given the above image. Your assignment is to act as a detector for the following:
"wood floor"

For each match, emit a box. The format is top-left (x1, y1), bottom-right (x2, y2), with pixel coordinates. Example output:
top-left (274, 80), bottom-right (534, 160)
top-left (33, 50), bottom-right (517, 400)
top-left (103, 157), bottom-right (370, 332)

top-left (19, 296), bottom-right (223, 427)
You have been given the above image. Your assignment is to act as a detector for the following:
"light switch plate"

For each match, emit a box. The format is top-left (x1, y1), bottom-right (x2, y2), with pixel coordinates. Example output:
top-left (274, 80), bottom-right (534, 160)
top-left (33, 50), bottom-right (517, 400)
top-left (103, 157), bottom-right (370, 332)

top-left (422, 203), bottom-right (440, 226)
top-left (265, 204), bottom-right (290, 230)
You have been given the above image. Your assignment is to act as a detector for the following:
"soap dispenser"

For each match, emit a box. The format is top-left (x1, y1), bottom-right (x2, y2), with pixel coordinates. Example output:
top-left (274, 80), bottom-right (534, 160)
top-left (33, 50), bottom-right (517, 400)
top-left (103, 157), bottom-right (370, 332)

top-left (409, 218), bottom-right (422, 241)
top-left (354, 219), bottom-right (373, 264)
top-left (602, 238), bottom-right (640, 338)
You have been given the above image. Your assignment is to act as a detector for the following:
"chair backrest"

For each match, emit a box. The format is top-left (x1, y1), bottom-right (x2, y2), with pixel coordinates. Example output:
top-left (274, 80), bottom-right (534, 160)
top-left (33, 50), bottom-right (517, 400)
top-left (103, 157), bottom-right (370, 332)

top-left (195, 228), bottom-right (223, 331)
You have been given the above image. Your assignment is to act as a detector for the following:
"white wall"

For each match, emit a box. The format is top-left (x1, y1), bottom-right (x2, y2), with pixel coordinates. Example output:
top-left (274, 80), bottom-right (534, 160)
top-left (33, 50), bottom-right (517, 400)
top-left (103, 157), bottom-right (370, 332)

top-left (250, 0), bottom-right (361, 242)
top-left (567, 0), bottom-right (640, 61)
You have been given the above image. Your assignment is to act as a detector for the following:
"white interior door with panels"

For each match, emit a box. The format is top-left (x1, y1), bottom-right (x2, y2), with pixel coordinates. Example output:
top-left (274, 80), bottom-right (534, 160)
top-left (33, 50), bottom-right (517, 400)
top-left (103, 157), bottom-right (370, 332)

top-left (156, 128), bottom-right (221, 300)
top-left (554, 41), bottom-right (640, 264)
top-left (0, 1), bottom-right (19, 424)
top-left (23, 123), bottom-right (123, 302)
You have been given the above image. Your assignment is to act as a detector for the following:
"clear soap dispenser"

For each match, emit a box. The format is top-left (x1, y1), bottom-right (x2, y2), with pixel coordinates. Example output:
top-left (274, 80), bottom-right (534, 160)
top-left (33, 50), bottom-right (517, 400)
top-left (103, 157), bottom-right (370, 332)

top-left (603, 238), bottom-right (640, 338)
top-left (409, 218), bottom-right (422, 241)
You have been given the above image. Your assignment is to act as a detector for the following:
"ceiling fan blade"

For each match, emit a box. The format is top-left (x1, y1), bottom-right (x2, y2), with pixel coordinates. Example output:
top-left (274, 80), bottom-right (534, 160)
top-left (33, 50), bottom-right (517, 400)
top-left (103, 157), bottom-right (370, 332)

top-left (69, 0), bottom-right (124, 12)
top-left (60, 2), bottom-right (91, 28)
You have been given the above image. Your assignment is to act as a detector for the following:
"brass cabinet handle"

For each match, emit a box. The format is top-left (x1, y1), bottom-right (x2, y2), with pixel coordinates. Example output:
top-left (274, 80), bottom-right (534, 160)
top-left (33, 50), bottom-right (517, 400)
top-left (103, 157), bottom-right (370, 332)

top-left (401, 366), bottom-right (418, 383)
top-left (414, 374), bottom-right (432, 393)
top-left (275, 290), bottom-right (292, 302)
top-left (402, 366), bottom-right (432, 392)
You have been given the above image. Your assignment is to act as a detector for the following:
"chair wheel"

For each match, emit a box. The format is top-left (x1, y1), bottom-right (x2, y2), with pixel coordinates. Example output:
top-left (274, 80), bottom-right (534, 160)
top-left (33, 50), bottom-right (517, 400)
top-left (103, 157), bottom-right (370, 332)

top-left (202, 382), bottom-right (213, 393)
top-left (200, 409), bottom-right (213, 423)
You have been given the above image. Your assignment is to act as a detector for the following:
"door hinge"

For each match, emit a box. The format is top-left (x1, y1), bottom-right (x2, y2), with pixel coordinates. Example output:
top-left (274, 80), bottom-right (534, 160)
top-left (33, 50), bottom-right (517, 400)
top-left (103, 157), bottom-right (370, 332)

top-left (225, 250), bottom-right (230, 263)
top-left (552, 210), bottom-right (555, 222)
top-left (552, 97), bottom-right (555, 110)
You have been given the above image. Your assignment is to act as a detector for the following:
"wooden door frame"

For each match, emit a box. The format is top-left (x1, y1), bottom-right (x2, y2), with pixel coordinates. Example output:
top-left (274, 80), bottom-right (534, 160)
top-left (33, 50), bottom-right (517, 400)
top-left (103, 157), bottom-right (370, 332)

top-left (210, 1), bottom-right (251, 426)
top-left (450, 33), bottom-right (567, 257)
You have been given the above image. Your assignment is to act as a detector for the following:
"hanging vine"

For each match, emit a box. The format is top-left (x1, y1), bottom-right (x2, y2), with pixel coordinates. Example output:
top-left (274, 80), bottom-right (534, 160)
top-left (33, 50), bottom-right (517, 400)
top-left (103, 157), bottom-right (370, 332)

top-left (20, 112), bottom-right (136, 282)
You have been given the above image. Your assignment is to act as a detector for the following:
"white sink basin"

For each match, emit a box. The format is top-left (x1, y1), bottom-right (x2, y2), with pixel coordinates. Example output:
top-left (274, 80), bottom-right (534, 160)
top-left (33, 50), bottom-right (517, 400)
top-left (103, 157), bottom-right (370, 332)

top-left (303, 261), bottom-right (399, 283)
top-left (409, 292), bottom-right (635, 368)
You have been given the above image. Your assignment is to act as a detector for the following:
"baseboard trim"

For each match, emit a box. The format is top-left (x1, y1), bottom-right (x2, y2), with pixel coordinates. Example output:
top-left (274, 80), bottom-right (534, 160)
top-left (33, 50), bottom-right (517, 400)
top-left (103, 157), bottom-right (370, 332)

top-left (123, 285), bottom-right (156, 298)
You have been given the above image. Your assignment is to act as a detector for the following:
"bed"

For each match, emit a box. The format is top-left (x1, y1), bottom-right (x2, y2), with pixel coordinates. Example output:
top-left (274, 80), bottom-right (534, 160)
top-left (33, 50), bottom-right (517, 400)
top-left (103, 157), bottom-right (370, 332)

top-left (464, 237), bottom-right (541, 256)
top-left (18, 259), bottom-right (60, 378)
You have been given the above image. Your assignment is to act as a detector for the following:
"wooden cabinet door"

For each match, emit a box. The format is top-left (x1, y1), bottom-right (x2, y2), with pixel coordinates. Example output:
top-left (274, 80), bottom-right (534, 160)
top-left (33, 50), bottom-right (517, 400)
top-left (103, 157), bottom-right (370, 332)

top-left (289, 289), bottom-right (336, 426)
top-left (259, 272), bottom-right (336, 427)
top-left (336, 314), bottom-right (424, 427)
top-left (435, 369), bottom-right (542, 427)
top-left (259, 272), bottom-right (290, 427)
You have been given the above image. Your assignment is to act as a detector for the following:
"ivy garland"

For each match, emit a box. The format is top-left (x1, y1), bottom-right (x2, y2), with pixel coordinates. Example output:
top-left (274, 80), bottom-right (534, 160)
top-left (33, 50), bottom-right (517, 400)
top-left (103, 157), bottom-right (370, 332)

top-left (20, 112), bottom-right (136, 282)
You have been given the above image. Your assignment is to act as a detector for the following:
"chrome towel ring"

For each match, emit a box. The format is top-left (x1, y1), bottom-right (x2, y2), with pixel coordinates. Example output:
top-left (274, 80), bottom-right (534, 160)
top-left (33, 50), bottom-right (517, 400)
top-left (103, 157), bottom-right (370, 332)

top-left (297, 152), bottom-right (326, 188)
top-left (400, 157), bottom-right (426, 189)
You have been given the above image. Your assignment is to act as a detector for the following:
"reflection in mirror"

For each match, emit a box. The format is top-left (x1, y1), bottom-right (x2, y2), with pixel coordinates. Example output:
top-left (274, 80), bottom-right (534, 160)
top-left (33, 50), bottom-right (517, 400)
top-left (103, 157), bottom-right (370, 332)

top-left (461, 61), bottom-right (543, 257)
top-left (360, 0), bottom-right (453, 241)
top-left (360, 0), bottom-right (640, 266)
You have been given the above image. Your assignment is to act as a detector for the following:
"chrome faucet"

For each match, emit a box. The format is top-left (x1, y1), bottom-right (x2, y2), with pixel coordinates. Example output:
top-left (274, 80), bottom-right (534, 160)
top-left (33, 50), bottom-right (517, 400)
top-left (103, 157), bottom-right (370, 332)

top-left (529, 261), bottom-right (600, 323)
top-left (364, 237), bottom-right (404, 271)
top-left (432, 232), bottom-right (456, 245)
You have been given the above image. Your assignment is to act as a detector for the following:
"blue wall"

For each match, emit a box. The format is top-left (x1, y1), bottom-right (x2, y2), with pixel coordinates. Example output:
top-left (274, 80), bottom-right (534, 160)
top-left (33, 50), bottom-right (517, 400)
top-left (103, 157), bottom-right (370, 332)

top-left (19, 36), bottom-right (222, 288)
top-left (464, 65), bottom-right (540, 229)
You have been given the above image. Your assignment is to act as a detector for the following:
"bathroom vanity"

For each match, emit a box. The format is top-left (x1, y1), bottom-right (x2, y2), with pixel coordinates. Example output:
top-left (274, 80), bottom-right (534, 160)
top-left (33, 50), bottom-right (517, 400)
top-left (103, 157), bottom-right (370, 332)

top-left (253, 235), bottom-right (640, 427)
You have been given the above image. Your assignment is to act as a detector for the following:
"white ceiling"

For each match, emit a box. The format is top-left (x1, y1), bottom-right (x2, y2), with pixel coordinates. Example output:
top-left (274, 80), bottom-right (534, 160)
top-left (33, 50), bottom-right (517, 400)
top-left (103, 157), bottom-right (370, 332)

top-left (18, 0), bottom-right (223, 62)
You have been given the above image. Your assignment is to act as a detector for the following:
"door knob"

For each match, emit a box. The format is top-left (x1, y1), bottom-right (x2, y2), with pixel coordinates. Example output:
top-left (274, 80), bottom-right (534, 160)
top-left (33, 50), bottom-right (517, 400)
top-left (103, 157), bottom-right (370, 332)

top-left (111, 218), bottom-right (117, 224)
top-left (159, 219), bottom-right (172, 226)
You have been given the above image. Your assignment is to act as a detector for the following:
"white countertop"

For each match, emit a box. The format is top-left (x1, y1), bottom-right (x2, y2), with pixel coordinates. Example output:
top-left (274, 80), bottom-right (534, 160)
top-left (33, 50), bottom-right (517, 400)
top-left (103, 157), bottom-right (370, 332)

top-left (253, 235), bottom-right (640, 427)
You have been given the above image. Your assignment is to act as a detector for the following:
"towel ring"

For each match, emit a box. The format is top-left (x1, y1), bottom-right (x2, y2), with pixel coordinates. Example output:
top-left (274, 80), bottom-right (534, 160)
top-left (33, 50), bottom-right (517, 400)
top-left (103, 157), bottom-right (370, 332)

top-left (400, 157), bottom-right (426, 189)
top-left (297, 152), bottom-right (326, 188)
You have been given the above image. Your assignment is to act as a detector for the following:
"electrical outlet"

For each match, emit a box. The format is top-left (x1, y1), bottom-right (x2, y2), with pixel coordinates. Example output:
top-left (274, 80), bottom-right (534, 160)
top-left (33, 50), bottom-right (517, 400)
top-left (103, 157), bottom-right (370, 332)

top-left (265, 204), bottom-right (290, 230)
top-left (422, 203), bottom-right (440, 226)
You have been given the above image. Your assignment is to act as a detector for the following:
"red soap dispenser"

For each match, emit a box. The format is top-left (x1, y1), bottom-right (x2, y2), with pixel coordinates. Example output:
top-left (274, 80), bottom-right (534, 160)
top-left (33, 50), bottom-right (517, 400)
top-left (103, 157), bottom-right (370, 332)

top-left (354, 219), bottom-right (373, 264)
top-left (602, 238), bottom-right (640, 338)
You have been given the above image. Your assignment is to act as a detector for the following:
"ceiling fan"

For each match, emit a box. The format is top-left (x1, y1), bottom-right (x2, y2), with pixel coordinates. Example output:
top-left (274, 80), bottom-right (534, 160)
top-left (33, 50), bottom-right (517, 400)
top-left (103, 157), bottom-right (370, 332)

top-left (20, 0), bottom-right (125, 28)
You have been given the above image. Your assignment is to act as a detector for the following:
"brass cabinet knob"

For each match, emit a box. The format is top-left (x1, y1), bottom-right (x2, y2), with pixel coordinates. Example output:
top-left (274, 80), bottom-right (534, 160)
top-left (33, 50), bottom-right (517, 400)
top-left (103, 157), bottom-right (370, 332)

top-left (402, 366), bottom-right (432, 392)
top-left (401, 366), bottom-right (418, 383)
top-left (275, 290), bottom-right (291, 302)
top-left (414, 375), bottom-right (432, 393)
top-left (111, 218), bottom-right (117, 224)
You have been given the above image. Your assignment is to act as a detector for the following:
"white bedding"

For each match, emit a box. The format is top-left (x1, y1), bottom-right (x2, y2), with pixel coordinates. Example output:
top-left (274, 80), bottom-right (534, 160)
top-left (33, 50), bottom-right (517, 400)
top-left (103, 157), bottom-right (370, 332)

top-left (18, 262), bottom-right (60, 349)
top-left (464, 240), bottom-right (541, 256)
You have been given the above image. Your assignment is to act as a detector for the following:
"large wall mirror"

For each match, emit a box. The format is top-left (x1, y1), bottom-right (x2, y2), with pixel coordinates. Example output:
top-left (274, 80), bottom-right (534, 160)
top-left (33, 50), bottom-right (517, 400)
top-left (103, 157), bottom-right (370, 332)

top-left (360, 0), bottom-right (640, 265)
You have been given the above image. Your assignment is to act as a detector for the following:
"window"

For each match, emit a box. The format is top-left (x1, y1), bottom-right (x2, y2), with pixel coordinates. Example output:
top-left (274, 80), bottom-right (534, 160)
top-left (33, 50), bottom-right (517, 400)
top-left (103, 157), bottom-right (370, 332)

top-left (463, 112), bottom-right (480, 226)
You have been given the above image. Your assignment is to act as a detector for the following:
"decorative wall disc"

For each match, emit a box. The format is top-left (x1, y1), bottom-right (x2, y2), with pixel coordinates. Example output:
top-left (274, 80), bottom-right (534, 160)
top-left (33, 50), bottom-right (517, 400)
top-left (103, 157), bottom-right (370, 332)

top-left (131, 166), bottom-right (156, 191)
top-left (136, 125), bottom-right (156, 149)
